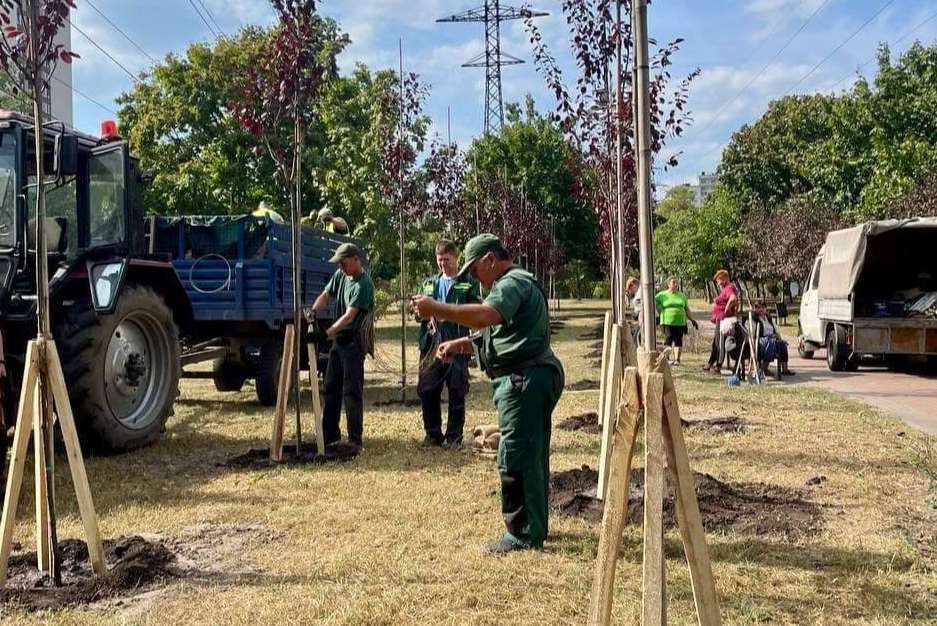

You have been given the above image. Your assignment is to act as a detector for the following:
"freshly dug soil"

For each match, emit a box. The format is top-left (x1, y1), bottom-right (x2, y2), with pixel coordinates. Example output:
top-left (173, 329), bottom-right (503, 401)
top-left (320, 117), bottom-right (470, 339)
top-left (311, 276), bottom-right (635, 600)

top-left (681, 415), bottom-right (747, 434)
top-left (0, 536), bottom-right (176, 613)
top-left (550, 465), bottom-right (823, 539)
top-left (567, 379), bottom-right (600, 391)
top-left (556, 412), bottom-right (601, 434)
top-left (221, 441), bottom-right (359, 469)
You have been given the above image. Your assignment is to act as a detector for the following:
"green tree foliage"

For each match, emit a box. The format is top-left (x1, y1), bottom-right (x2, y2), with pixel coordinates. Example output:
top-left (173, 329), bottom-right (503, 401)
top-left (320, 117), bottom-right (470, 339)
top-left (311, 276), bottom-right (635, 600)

top-left (656, 185), bottom-right (696, 219)
top-left (466, 97), bottom-right (598, 266)
top-left (719, 42), bottom-right (937, 222)
top-left (654, 187), bottom-right (742, 288)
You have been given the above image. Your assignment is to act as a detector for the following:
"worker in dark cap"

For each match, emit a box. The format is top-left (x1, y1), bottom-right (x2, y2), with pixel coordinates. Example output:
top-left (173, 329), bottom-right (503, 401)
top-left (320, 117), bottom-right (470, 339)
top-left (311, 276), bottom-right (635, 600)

top-left (309, 242), bottom-right (374, 451)
top-left (412, 233), bottom-right (565, 554)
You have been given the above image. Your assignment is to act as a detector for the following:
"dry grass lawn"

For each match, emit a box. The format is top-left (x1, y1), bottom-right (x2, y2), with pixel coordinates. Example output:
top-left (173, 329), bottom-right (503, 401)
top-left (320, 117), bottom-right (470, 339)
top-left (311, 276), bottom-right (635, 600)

top-left (2, 300), bottom-right (936, 624)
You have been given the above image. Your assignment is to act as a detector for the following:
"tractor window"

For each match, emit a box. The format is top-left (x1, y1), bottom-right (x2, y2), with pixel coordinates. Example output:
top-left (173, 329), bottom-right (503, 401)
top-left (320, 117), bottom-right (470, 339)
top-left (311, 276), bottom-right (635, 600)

top-left (89, 149), bottom-right (126, 247)
top-left (0, 136), bottom-right (15, 249)
top-left (27, 175), bottom-right (77, 257)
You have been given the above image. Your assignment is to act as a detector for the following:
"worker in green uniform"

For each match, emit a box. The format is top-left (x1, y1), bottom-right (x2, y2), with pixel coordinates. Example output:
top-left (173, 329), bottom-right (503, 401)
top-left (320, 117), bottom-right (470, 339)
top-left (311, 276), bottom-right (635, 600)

top-left (412, 234), bottom-right (564, 554)
top-left (417, 239), bottom-right (481, 448)
top-left (310, 243), bottom-right (374, 451)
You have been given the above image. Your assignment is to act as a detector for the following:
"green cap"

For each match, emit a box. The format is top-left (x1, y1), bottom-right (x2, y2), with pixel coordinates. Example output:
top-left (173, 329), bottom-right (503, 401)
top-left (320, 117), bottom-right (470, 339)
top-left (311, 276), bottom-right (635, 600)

top-left (329, 242), bottom-right (363, 263)
top-left (456, 233), bottom-right (502, 280)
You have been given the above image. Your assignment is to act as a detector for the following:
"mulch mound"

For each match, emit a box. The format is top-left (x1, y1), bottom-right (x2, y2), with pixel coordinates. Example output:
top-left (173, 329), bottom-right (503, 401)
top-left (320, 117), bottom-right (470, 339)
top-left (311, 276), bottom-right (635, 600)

top-left (550, 465), bottom-right (823, 539)
top-left (0, 536), bottom-right (177, 613)
top-left (221, 441), bottom-right (360, 469)
top-left (567, 379), bottom-right (600, 391)
top-left (556, 412), bottom-right (601, 434)
top-left (681, 416), bottom-right (747, 434)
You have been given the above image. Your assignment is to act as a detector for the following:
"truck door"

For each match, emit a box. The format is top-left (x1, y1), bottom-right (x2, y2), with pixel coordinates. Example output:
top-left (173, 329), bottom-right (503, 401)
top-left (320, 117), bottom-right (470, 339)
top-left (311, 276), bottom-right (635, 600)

top-left (800, 255), bottom-right (823, 343)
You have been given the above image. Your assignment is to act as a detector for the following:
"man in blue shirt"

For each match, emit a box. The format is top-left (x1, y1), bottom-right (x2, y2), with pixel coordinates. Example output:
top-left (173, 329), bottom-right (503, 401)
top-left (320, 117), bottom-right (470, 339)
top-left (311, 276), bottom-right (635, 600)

top-left (417, 240), bottom-right (480, 447)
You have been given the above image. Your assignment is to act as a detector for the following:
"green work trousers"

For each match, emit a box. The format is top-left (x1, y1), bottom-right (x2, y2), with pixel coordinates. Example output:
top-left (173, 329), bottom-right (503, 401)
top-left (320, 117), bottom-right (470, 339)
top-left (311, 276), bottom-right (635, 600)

top-left (493, 364), bottom-right (564, 548)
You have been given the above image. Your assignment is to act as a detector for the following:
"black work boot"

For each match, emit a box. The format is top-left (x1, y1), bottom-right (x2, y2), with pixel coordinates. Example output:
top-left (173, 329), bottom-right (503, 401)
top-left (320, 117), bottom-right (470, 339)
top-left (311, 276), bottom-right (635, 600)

top-left (421, 434), bottom-right (444, 447)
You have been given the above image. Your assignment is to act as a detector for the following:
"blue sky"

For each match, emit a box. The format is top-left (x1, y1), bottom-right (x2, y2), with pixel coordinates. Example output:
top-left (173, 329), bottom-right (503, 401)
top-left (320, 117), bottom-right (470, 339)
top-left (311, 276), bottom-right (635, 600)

top-left (67, 1), bottom-right (937, 191)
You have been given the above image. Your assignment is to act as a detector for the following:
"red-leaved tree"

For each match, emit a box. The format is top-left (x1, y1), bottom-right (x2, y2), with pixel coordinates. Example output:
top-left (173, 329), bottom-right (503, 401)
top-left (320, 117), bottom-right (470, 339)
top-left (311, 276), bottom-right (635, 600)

top-left (525, 0), bottom-right (697, 265)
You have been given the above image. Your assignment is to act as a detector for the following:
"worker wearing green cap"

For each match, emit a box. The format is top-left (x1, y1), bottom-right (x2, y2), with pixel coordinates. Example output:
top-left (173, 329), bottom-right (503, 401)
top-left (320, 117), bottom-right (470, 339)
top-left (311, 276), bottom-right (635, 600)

top-left (310, 242), bottom-right (374, 450)
top-left (412, 233), bottom-right (565, 554)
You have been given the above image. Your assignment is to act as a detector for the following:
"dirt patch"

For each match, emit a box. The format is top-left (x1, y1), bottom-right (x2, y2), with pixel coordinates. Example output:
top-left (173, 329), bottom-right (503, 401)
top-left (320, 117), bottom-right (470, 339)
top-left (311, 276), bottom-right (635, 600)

top-left (585, 348), bottom-right (604, 359)
top-left (0, 524), bottom-right (282, 614)
top-left (681, 415), bottom-right (747, 434)
top-left (550, 465), bottom-right (823, 539)
top-left (567, 379), bottom-right (600, 391)
top-left (580, 324), bottom-right (605, 340)
top-left (221, 441), bottom-right (360, 469)
top-left (550, 321), bottom-right (566, 331)
top-left (556, 412), bottom-right (601, 434)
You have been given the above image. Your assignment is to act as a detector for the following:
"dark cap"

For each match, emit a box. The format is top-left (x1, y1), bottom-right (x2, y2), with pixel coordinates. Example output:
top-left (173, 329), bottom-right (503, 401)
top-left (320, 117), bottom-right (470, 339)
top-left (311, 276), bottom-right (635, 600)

top-left (456, 233), bottom-right (502, 280)
top-left (329, 242), bottom-right (363, 263)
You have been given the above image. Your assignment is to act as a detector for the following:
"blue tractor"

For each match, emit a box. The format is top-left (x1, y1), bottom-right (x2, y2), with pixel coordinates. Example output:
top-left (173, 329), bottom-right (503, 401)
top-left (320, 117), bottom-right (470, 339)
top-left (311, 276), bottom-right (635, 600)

top-left (0, 113), bottom-right (358, 453)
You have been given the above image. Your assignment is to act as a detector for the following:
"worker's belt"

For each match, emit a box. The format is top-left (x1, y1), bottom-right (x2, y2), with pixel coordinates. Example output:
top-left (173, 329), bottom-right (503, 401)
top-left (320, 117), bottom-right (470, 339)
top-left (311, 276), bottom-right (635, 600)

top-left (483, 348), bottom-right (562, 379)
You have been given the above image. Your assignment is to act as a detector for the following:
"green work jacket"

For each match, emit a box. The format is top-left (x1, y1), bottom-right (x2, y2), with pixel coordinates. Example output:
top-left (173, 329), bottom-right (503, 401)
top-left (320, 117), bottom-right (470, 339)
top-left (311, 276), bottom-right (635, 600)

top-left (418, 274), bottom-right (480, 351)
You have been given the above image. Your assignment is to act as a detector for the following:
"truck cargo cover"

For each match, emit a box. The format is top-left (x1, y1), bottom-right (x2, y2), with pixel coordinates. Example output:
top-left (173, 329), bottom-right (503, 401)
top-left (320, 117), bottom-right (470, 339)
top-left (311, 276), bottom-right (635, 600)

top-left (818, 217), bottom-right (937, 299)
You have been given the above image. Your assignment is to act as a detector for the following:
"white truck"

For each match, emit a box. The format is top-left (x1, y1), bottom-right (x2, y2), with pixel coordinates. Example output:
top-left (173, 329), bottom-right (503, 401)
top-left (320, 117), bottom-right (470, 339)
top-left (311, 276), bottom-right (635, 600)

top-left (799, 218), bottom-right (937, 371)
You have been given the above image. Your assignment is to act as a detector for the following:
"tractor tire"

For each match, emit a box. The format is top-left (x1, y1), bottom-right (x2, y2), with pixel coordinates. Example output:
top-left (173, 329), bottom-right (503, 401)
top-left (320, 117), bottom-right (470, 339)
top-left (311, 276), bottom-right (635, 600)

top-left (212, 357), bottom-right (247, 392)
top-left (255, 341), bottom-right (281, 406)
top-left (56, 285), bottom-right (180, 453)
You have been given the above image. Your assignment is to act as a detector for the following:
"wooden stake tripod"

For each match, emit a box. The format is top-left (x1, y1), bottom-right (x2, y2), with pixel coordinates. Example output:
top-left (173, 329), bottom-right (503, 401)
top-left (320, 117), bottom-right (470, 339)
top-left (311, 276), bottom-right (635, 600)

top-left (0, 337), bottom-right (105, 585)
top-left (589, 351), bottom-right (720, 625)
top-left (269, 324), bottom-right (325, 461)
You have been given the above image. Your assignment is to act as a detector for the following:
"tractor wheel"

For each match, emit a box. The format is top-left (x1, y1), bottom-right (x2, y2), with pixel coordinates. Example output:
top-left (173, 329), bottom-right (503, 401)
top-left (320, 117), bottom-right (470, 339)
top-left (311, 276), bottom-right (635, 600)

top-left (212, 357), bottom-right (247, 392)
top-left (255, 341), bottom-right (281, 406)
top-left (56, 285), bottom-right (180, 453)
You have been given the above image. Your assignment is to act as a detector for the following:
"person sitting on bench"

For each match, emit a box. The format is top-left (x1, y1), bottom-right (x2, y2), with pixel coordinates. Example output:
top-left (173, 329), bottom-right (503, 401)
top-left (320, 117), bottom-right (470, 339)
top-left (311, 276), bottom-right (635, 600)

top-left (753, 302), bottom-right (794, 376)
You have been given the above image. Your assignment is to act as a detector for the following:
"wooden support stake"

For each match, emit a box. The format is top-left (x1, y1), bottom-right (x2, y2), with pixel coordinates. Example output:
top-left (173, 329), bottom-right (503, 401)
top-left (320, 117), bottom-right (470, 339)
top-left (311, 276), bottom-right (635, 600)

top-left (307, 343), bottom-right (325, 456)
top-left (642, 372), bottom-right (666, 625)
top-left (270, 325), bottom-right (296, 462)
top-left (33, 382), bottom-right (50, 573)
top-left (587, 367), bottom-right (641, 626)
top-left (46, 341), bottom-right (105, 576)
top-left (597, 324), bottom-right (623, 500)
top-left (660, 360), bottom-right (721, 626)
top-left (0, 342), bottom-right (39, 587)
top-left (597, 311), bottom-right (613, 426)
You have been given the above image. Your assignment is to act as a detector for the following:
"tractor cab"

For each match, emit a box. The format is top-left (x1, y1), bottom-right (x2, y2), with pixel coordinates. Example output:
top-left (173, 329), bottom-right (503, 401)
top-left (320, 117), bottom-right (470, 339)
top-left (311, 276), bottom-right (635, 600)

top-left (0, 111), bottom-right (147, 320)
top-left (0, 113), bottom-right (190, 454)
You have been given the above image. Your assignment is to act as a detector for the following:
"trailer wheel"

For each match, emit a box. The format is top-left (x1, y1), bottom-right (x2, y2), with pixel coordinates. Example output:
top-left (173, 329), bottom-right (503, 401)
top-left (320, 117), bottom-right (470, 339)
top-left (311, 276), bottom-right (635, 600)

top-left (212, 357), bottom-right (247, 392)
top-left (56, 285), bottom-right (180, 453)
top-left (255, 341), bottom-right (281, 406)
top-left (826, 325), bottom-right (855, 372)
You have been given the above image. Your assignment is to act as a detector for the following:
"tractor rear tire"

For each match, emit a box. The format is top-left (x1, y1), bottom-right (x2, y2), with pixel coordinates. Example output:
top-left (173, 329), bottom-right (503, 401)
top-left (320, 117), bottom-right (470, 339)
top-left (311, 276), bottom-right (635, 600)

top-left (213, 357), bottom-right (247, 392)
top-left (255, 341), bottom-right (281, 407)
top-left (56, 285), bottom-right (180, 453)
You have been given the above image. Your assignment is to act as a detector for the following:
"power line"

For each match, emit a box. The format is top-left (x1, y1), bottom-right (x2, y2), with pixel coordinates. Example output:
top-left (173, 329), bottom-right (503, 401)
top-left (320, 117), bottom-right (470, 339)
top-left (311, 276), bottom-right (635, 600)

top-left (783, 0), bottom-right (897, 96)
top-left (82, 0), bottom-right (157, 65)
top-left (67, 18), bottom-right (140, 83)
top-left (187, 0), bottom-right (220, 38)
top-left (827, 7), bottom-right (937, 92)
top-left (686, 0), bottom-right (833, 144)
top-left (51, 74), bottom-right (118, 116)
top-left (195, 0), bottom-right (227, 38)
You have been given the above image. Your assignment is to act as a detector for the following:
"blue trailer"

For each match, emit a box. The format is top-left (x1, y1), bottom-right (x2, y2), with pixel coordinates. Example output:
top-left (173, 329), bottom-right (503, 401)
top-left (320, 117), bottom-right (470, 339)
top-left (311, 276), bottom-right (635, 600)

top-left (152, 215), bottom-right (362, 405)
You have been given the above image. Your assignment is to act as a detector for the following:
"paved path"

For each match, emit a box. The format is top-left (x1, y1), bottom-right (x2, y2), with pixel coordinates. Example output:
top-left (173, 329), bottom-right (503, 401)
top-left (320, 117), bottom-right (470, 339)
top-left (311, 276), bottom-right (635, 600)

top-left (788, 351), bottom-right (937, 436)
top-left (693, 311), bottom-right (937, 436)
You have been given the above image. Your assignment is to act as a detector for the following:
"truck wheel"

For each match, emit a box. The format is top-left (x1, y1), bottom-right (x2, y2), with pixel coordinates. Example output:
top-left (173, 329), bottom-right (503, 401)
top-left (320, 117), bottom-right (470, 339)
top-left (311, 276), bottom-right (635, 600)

top-left (56, 285), bottom-right (180, 453)
top-left (826, 325), bottom-right (854, 372)
top-left (255, 341), bottom-right (281, 406)
top-left (212, 358), bottom-right (246, 392)
top-left (797, 338), bottom-right (814, 359)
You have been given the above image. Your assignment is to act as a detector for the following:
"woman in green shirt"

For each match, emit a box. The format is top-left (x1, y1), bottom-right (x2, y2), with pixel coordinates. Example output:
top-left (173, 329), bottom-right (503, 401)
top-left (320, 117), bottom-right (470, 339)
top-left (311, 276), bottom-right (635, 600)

top-left (655, 277), bottom-right (698, 365)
